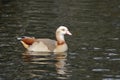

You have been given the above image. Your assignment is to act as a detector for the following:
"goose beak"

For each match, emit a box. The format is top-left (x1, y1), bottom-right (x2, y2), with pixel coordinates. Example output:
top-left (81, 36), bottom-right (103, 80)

top-left (66, 31), bottom-right (72, 35)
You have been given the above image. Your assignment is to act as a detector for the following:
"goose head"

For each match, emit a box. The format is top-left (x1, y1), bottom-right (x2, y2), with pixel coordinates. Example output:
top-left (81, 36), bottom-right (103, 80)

top-left (56, 26), bottom-right (72, 36)
top-left (56, 26), bottom-right (72, 44)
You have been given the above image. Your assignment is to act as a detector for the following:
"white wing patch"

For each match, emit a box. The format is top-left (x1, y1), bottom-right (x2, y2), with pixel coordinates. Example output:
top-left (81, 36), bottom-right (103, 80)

top-left (28, 41), bottom-right (50, 52)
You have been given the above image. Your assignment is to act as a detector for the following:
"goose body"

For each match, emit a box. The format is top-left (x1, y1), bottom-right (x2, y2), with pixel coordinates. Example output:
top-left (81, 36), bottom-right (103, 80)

top-left (18, 26), bottom-right (72, 52)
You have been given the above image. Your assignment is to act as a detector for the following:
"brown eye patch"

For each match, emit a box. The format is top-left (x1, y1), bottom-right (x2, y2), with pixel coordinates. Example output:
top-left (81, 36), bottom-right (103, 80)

top-left (61, 29), bottom-right (65, 31)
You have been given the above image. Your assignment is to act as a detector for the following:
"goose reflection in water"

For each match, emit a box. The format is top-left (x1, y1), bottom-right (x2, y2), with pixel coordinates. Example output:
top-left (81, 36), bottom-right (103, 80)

top-left (22, 51), bottom-right (69, 79)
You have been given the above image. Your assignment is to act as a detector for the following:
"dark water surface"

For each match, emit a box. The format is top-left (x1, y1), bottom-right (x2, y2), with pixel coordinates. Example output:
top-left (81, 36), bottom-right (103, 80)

top-left (0, 0), bottom-right (120, 80)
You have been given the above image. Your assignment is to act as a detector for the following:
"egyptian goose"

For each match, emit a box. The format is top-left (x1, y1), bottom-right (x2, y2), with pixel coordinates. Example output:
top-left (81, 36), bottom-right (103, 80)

top-left (17, 26), bottom-right (72, 52)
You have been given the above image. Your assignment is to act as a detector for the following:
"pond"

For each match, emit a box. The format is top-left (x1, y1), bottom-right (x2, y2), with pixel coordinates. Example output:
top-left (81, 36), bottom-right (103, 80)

top-left (0, 0), bottom-right (120, 80)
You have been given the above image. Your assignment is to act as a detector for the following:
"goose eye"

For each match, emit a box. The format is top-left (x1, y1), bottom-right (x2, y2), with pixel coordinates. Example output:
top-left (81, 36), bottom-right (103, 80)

top-left (61, 29), bottom-right (65, 31)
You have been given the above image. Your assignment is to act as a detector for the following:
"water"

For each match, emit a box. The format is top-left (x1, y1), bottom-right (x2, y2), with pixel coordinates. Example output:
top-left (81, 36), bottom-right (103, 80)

top-left (0, 0), bottom-right (120, 80)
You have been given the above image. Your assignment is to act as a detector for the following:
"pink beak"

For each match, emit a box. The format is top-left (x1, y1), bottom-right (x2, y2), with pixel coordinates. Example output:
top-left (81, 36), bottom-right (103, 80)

top-left (66, 31), bottom-right (72, 35)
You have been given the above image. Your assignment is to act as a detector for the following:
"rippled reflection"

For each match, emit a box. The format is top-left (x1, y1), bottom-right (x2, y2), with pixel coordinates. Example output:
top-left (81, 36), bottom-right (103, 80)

top-left (22, 51), bottom-right (69, 79)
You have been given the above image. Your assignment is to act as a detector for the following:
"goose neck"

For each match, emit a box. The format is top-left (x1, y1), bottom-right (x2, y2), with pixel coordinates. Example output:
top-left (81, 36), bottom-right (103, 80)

top-left (56, 33), bottom-right (65, 45)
